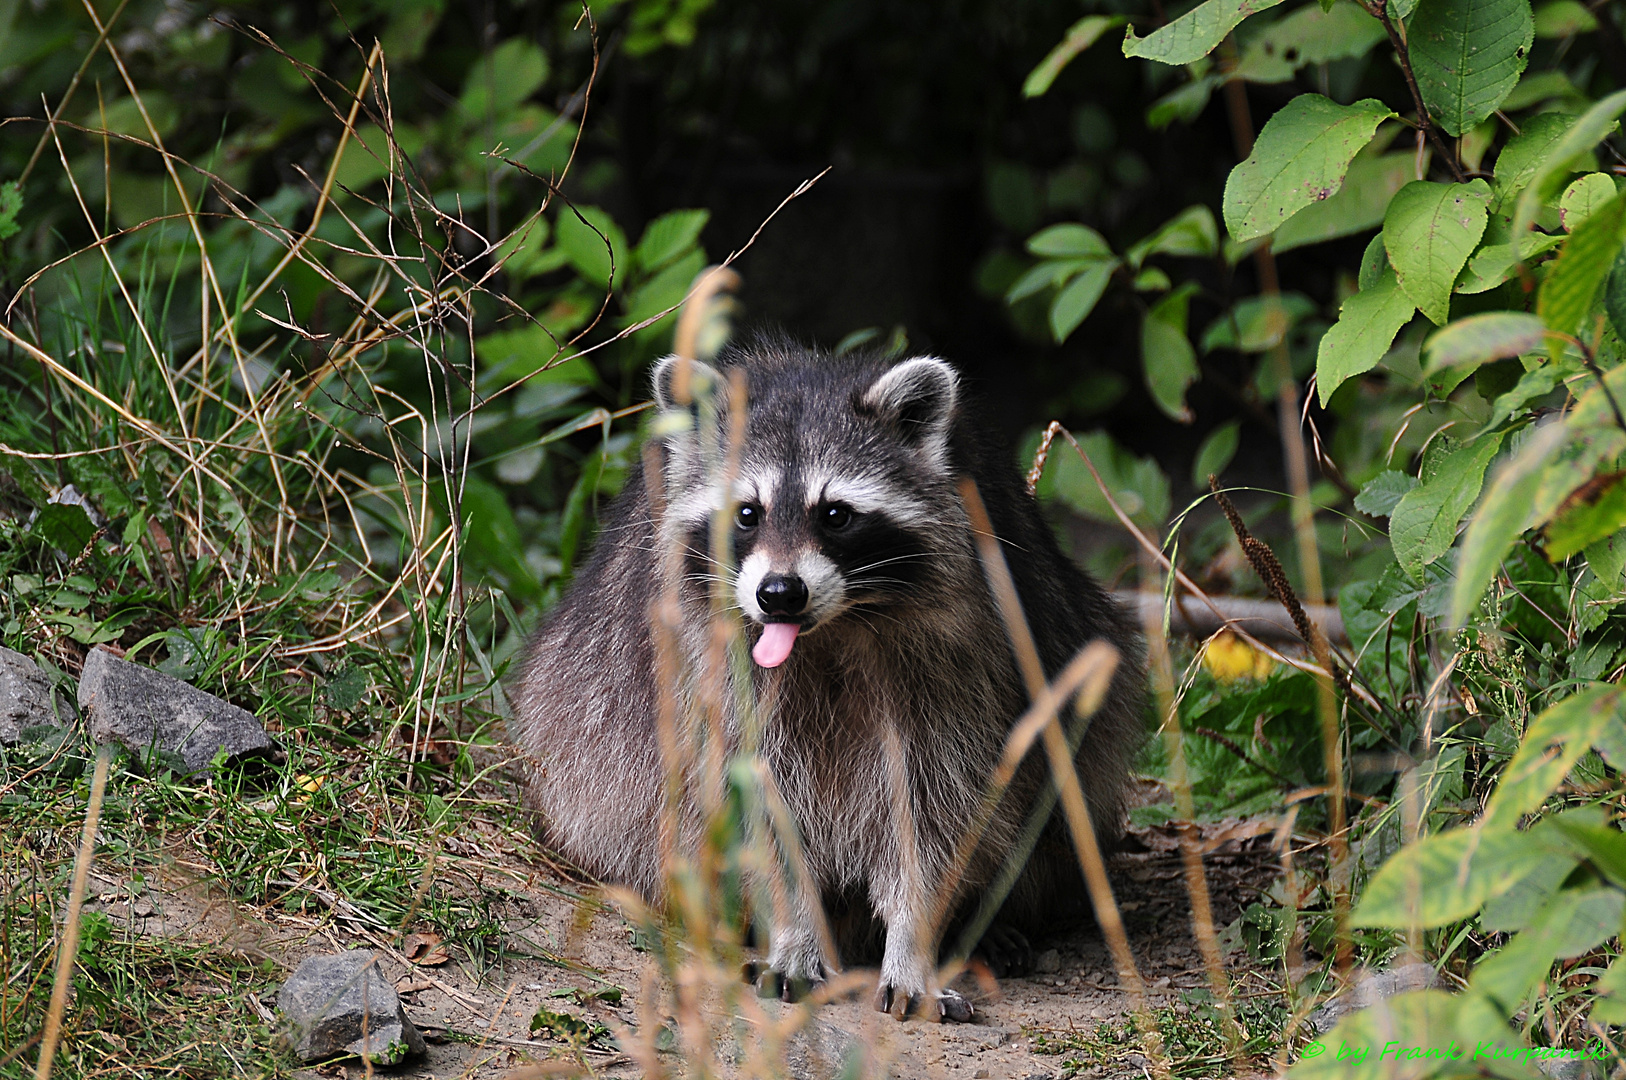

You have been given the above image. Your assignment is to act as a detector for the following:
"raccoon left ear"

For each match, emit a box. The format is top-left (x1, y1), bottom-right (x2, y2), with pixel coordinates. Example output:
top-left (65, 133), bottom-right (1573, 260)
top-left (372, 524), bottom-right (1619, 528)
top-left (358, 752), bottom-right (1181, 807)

top-left (650, 354), bottom-right (723, 410)
top-left (860, 356), bottom-right (959, 449)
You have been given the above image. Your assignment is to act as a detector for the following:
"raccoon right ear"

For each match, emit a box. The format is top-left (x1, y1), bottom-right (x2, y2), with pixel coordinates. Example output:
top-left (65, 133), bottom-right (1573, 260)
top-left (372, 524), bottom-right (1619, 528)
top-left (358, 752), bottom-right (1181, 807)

top-left (650, 354), bottom-right (723, 410)
top-left (859, 356), bottom-right (959, 451)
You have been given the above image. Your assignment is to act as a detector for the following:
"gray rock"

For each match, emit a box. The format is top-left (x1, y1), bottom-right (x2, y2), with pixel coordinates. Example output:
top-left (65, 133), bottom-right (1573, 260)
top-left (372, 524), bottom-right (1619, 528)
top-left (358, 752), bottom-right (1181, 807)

top-left (277, 951), bottom-right (426, 1064)
top-left (1307, 963), bottom-right (1440, 1035)
top-left (1538, 1056), bottom-right (1602, 1080)
top-left (77, 646), bottom-right (273, 773)
top-left (0, 647), bottom-right (74, 744)
top-left (1033, 948), bottom-right (1062, 974)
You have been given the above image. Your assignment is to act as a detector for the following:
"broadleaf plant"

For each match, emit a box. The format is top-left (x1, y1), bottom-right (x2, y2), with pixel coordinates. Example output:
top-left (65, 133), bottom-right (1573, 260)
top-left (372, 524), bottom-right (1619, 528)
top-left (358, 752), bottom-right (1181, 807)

top-left (1010, 0), bottom-right (1626, 1067)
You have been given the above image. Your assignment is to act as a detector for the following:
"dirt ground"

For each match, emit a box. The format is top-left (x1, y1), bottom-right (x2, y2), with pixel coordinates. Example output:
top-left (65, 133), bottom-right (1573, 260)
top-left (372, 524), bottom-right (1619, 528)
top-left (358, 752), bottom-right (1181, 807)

top-left (86, 783), bottom-right (1291, 1080)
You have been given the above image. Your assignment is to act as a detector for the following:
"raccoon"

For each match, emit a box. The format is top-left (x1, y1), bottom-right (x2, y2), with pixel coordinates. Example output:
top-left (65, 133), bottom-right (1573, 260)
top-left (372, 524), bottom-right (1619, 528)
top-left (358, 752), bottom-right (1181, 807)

top-left (512, 336), bottom-right (1145, 1021)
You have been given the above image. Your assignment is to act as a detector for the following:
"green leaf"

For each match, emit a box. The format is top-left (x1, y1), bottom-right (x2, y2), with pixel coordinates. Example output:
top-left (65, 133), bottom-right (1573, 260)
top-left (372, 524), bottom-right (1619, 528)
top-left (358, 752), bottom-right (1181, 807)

top-left (1511, 89), bottom-right (1626, 258)
top-left (1272, 151), bottom-right (1413, 254)
top-left (31, 502), bottom-right (97, 555)
top-left (1382, 179), bottom-right (1493, 324)
top-left (554, 205), bottom-right (629, 289)
top-left (1354, 470), bottom-right (1417, 516)
top-left (1493, 111), bottom-right (1587, 197)
top-left (1594, 955), bottom-right (1626, 1025)
top-left (1538, 188), bottom-right (1626, 341)
top-left (1357, 232), bottom-right (1390, 290)
top-left (1559, 172), bottom-right (1617, 231)
top-left (1192, 421), bottom-right (1241, 487)
top-left (1479, 839), bottom-right (1579, 931)
top-left (1147, 75), bottom-right (1222, 130)
top-left (1049, 261), bottom-right (1117, 342)
top-left (1547, 815), bottom-right (1626, 888)
top-left (1005, 258), bottom-right (1097, 303)
top-left (1231, 1), bottom-right (1388, 83)
top-left (1422, 312), bottom-right (1546, 374)
top-left (1352, 824), bottom-right (1554, 928)
top-left (1389, 433), bottom-right (1505, 580)
top-left (1544, 471), bottom-right (1626, 559)
top-left (1028, 223), bottom-right (1113, 258)
top-left (0, 181), bottom-right (20, 243)
top-left (1222, 95), bottom-right (1394, 243)
top-left (1125, 206), bottom-right (1218, 267)
top-left (1449, 420), bottom-right (1568, 626)
top-left (1408, 0), bottom-right (1534, 137)
top-left (460, 38), bottom-right (549, 117)
top-left (1606, 251), bottom-right (1626, 336)
top-left (1024, 16), bottom-right (1125, 96)
top-left (1122, 0), bottom-right (1289, 66)
top-left (1315, 270), bottom-right (1417, 405)
top-left (1502, 70), bottom-right (1582, 112)
top-left (1133, 267), bottom-right (1172, 291)
top-left (1143, 285), bottom-right (1200, 422)
top-left (1533, 0), bottom-right (1597, 37)
top-left (1200, 292), bottom-right (1316, 352)
top-left (1484, 684), bottom-right (1626, 827)
top-left (1470, 886), bottom-right (1624, 1014)
top-left (1036, 429), bottom-right (1171, 527)
top-left (634, 209), bottom-right (710, 274)
top-left (1587, 531), bottom-right (1626, 591)
top-left (1454, 231), bottom-right (1565, 293)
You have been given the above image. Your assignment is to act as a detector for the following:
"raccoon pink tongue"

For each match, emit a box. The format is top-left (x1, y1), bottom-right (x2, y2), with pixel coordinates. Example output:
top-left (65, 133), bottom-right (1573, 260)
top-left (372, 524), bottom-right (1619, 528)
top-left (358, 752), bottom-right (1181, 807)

top-left (753, 622), bottom-right (800, 668)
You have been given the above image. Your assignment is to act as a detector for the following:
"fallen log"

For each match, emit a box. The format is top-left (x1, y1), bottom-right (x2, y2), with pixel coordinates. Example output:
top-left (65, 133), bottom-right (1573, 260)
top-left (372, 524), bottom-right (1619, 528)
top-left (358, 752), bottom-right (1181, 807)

top-left (1114, 591), bottom-right (1347, 647)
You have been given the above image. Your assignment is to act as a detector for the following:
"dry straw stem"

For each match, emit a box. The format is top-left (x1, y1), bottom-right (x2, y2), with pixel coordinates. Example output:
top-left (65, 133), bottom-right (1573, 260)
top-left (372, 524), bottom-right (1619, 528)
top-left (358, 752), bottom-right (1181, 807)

top-left (33, 745), bottom-right (112, 1080)
top-left (1137, 548), bottom-right (1247, 1063)
top-left (958, 478), bottom-right (1170, 1077)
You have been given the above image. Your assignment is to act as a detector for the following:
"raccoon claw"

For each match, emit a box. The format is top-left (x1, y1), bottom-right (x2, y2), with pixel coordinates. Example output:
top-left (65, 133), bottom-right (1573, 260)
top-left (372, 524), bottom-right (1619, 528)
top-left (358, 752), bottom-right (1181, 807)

top-left (975, 924), bottom-right (1034, 978)
top-left (938, 988), bottom-right (975, 1023)
top-left (756, 968), bottom-right (824, 1003)
top-left (872, 983), bottom-right (974, 1023)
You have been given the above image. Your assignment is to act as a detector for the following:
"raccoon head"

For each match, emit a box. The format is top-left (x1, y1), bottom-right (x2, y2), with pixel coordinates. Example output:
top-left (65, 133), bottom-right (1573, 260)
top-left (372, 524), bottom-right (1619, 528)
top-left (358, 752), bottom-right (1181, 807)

top-left (650, 350), bottom-right (965, 669)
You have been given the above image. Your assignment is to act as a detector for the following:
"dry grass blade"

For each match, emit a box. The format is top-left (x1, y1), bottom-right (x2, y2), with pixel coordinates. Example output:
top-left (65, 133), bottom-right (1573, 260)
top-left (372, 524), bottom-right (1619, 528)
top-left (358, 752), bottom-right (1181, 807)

top-left (32, 745), bottom-right (111, 1080)
top-left (1138, 549), bottom-right (1248, 1063)
top-left (958, 477), bottom-right (1170, 1079)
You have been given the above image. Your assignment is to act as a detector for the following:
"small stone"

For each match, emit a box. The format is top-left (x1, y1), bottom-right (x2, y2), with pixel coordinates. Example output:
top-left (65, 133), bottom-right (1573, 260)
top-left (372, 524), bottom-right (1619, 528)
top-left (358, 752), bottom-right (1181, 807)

top-left (1033, 948), bottom-right (1062, 974)
top-left (1538, 1056), bottom-right (1603, 1080)
top-left (278, 951), bottom-right (426, 1065)
top-left (1307, 963), bottom-right (1440, 1035)
top-left (0, 647), bottom-right (75, 745)
top-left (974, 1070), bottom-right (990, 1078)
top-left (78, 646), bottom-right (274, 774)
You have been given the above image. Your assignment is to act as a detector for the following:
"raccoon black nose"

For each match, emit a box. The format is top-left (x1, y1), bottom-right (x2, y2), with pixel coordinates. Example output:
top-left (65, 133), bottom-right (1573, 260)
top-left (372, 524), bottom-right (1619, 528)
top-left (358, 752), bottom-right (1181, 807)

top-left (756, 574), bottom-right (809, 617)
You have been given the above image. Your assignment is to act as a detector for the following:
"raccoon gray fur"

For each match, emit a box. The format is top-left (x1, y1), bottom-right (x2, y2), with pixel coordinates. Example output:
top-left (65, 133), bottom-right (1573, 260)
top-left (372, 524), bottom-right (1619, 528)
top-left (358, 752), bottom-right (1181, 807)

top-left (512, 336), bottom-right (1145, 1021)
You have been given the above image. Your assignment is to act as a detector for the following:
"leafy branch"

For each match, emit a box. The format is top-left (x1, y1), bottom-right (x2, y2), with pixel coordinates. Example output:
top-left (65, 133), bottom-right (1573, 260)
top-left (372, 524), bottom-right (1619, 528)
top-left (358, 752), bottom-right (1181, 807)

top-left (1361, 0), bottom-right (1466, 182)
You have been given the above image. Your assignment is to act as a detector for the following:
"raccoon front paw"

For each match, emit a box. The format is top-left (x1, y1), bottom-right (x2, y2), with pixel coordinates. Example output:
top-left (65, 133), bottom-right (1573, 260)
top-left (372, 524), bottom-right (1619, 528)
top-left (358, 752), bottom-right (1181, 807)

top-left (757, 967), bottom-right (826, 1002)
top-left (871, 982), bottom-right (975, 1023)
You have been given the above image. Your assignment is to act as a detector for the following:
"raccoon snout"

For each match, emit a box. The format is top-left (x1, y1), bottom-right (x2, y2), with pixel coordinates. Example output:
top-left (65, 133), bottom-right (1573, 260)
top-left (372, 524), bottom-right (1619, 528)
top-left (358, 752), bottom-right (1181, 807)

top-left (756, 574), bottom-right (809, 618)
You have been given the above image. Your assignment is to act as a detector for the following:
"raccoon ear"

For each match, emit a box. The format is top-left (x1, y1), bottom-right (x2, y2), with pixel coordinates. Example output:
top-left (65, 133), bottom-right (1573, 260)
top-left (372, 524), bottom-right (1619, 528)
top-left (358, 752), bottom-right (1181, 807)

top-left (650, 354), bottom-right (723, 410)
top-left (859, 356), bottom-right (959, 449)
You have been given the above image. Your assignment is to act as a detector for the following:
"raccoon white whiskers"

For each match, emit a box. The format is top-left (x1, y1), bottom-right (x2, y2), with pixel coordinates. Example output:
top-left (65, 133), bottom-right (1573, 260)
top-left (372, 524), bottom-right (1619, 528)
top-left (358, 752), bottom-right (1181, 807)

top-left (512, 334), bottom-right (1145, 1024)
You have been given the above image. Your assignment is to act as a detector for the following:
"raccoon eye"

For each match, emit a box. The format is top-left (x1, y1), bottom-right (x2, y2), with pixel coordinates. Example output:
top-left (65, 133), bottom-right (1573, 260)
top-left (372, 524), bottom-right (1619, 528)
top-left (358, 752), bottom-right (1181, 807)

top-left (735, 503), bottom-right (761, 530)
top-left (821, 503), bottom-right (854, 530)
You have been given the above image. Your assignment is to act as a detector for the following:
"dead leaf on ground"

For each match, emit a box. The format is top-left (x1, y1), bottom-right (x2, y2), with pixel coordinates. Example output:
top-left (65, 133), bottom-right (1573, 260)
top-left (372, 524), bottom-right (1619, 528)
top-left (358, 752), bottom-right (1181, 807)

top-left (402, 930), bottom-right (451, 965)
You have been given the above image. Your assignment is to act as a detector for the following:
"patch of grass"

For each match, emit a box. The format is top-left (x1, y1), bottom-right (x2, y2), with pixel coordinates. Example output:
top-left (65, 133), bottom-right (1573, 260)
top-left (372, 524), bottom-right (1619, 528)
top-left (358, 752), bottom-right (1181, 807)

top-left (1027, 984), bottom-right (1294, 1078)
